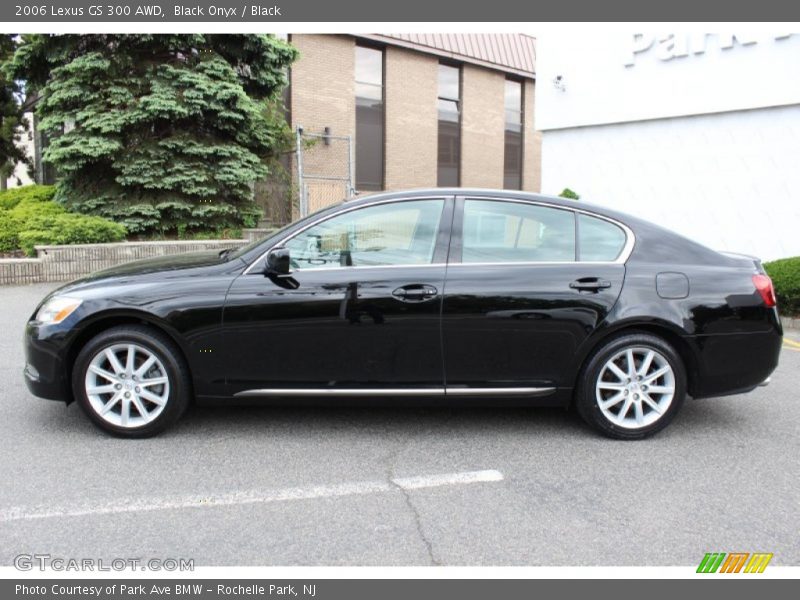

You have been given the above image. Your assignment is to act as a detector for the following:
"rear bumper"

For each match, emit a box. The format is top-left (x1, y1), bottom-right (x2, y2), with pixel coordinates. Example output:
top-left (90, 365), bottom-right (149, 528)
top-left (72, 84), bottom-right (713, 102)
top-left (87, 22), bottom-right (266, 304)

top-left (689, 328), bottom-right (782, 399)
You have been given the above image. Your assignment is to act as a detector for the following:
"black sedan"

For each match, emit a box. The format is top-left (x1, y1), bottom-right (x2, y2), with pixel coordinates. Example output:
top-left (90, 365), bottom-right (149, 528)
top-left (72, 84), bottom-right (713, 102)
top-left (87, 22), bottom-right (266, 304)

top-left (23, 189), bottom-right (782, 439)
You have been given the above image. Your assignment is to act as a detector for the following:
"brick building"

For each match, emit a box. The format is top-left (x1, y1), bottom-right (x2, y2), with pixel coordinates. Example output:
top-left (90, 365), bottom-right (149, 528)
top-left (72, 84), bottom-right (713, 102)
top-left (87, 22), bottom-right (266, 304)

top-left (285, 34), bottom-right (540, 215)
top-left (16, 34), bottom-right (540, 226)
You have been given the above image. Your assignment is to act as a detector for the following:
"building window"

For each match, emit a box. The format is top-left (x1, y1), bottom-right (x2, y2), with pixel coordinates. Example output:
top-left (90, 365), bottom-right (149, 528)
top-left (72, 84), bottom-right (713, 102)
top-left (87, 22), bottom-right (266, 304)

top-left (503, 79), bottom-right (523, 190)
top-left (437, 64), bottom-right (461, 187)
top-left (355, 45), bottom-right (384, 191)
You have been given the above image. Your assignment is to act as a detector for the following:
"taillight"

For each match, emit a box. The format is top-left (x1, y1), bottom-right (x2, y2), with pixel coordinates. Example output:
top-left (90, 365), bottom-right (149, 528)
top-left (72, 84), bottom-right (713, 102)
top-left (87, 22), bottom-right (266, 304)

top-left (752, 274), bottom-right (777, 308)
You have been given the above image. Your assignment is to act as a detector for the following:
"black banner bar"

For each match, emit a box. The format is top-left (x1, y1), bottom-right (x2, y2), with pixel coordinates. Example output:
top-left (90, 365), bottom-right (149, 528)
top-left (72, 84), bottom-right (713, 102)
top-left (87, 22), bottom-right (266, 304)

top-left (4, 579), bottom-right (800, 600)
top-left (2, 0), bottom-right (800, 23)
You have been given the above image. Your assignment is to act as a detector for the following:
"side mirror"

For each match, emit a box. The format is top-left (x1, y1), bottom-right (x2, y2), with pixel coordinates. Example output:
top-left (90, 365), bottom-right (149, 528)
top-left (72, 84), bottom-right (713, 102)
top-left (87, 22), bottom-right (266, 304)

top-left (265, 248), bottom-right (292, 277)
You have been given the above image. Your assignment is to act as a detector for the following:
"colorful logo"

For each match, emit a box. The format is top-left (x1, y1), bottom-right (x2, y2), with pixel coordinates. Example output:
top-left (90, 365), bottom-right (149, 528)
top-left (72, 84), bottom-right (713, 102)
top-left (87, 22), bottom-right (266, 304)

top-left (697, 552), bottom-right (773, 573)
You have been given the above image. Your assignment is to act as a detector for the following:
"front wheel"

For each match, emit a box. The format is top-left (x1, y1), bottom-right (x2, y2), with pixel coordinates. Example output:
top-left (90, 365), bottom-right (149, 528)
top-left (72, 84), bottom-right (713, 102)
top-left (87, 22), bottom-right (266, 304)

top-left (575, 333), bottom-right (687, 440)
top-left (72, 325), bottom-right (191, 437)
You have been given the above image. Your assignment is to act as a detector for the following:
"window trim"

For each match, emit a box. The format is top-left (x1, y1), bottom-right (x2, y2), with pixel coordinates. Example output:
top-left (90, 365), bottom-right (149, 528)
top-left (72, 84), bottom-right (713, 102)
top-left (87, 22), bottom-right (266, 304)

top-left (245, 195), bottom-right (635, 275)
top-left (450, 196), bottom-right (635, 266)
top-left (244, 196), bottom-right (454, 274)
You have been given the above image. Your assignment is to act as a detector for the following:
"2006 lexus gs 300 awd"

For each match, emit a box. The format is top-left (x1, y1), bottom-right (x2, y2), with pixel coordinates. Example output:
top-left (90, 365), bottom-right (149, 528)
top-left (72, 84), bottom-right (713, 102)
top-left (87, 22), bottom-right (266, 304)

top-left (24, 190), bottom-right (782, 439)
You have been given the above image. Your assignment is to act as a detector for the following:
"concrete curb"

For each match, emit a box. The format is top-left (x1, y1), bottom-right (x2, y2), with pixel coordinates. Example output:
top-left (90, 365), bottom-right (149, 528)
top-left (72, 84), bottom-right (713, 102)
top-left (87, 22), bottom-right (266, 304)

top-left (0, 228), bottom-right (278, 286)
top-left (1, 239), bottom-right (246, 285)
top-left (781, 316), bottom-right (799, 331)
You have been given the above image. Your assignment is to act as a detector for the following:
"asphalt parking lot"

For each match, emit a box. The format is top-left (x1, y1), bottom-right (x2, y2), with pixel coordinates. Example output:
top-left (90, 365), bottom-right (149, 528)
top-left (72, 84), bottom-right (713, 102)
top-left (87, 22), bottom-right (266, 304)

top-left (1, 282), bottom-right (799, 566)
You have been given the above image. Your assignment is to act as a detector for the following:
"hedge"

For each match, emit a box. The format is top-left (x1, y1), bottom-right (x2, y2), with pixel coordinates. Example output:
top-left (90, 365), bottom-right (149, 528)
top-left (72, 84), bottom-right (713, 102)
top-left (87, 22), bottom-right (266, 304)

top-left (764, 256), bottom-right (800, 316)
top-left (0, 212), bottom-right (22, 253)
top-left (0, 184), bottom-right (56, 210)
top-left (18, 215), bottom-right (127, 255)
top-left (0, 185), bottom-right (126, 256)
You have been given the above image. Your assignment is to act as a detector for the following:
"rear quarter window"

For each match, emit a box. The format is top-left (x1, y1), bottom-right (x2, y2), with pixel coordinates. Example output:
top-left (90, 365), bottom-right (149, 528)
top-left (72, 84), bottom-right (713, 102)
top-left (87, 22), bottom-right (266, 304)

top-left (578, 214), bottom-right (627, 261)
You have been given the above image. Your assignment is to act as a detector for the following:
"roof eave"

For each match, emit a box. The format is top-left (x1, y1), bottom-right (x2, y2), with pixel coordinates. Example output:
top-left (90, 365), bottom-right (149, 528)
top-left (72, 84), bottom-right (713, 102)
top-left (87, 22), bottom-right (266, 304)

top-left (354, 34), bottom-right (536, 80)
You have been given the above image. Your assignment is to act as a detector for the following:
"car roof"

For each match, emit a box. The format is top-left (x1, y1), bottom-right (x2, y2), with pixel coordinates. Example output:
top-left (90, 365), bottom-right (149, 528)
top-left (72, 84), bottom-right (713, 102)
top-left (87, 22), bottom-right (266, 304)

top-left (344, 188), bottom-right (630, 223)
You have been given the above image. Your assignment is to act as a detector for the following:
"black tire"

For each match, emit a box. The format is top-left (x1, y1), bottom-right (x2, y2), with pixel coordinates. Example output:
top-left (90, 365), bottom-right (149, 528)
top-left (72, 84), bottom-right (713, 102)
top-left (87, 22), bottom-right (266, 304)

top-left (72, 325), bottom-right (191, 438)
top-left (575, 332), bottom-right (687, 440)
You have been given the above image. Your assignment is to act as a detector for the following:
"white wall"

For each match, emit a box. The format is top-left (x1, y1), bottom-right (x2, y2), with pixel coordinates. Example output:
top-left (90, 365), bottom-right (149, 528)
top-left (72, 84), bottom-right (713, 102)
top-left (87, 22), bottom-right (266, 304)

top-left (541, 106), bottom-right (800, 261)
top-left (536, 33), bottom-right (800, 130)
top-left (535, 32), bottom-right (800, 261)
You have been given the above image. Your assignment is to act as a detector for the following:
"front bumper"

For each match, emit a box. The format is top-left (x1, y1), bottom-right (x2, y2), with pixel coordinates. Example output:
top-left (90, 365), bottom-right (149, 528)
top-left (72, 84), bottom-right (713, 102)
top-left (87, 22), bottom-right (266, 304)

top-left (24, 321), bottom-right (72, 402)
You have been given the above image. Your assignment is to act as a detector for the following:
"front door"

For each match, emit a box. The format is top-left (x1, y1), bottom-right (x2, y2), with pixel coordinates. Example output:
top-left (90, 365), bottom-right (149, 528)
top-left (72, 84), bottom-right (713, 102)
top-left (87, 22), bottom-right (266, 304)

top-left (223, 197), bottom-right (453, 395)
top-left (441, 197), bottom-right (627, 393)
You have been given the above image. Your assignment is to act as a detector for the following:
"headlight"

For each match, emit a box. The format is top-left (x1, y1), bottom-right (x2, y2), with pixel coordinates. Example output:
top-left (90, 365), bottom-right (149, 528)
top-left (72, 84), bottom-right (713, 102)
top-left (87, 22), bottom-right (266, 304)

top-left (35, 297), bottom-right (83, 325)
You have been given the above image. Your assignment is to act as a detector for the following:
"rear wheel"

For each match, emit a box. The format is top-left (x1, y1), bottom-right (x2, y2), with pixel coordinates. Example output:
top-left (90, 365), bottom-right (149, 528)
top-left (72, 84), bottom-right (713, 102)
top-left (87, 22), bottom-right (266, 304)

top-left (72, 325), bottom-right (191, 437)
top-left (576, 333), bottom-right (686, 440)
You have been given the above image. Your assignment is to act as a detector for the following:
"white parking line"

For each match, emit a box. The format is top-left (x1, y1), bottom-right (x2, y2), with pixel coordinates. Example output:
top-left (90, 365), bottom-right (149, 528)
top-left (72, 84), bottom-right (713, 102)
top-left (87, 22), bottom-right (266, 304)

top-left (393, 469), bottom-right (503, 489)
top-left (0, 469), bottom-right (504, 523)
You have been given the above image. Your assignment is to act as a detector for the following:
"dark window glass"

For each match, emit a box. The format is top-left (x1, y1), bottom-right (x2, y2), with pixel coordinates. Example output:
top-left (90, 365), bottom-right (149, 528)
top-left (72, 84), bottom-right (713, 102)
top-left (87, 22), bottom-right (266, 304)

top-left (355, 46), bottom-right (384, 191)
top-left (285, 200), bottom-right (445, 269)
top-left (437, 64), bottom-right (461, 187)
top-left (578, 214), bottom-right (627, 261)
top-left (503, 80), bottom-right (523, 190)
top-left (462, 200), bottom-right (575, 263)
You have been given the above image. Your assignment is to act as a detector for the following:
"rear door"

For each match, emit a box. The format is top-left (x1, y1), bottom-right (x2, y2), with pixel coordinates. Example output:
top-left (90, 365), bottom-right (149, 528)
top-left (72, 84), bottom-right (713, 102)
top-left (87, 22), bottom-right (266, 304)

top-left (441, 197), bottom-right (628, 394)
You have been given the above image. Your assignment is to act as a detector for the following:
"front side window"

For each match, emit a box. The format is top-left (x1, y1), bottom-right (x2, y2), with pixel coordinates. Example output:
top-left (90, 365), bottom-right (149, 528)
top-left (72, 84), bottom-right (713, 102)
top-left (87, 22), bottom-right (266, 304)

top-left (285, 200), bottom-right (445, 269)
top-left (462, 200), bottom-right (575, 263)
top-left (578, 213), bottom-right (627, 261)
top-left (355, 46), bottom-right (384, 191)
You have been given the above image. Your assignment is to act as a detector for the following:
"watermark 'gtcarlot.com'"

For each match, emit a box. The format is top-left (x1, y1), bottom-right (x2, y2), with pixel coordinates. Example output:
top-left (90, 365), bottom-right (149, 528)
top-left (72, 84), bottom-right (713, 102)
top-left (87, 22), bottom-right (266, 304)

top-left (14, 554), bottom-right (194, 571)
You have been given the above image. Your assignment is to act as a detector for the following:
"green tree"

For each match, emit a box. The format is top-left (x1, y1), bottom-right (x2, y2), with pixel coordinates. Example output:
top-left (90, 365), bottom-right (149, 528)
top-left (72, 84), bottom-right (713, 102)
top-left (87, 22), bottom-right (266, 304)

top-left (8, 34), bottom-right (297, 233)
top-left (0, 35), bottom-right (31, 192)
top-left (559, 187), bottom-right (580, 200)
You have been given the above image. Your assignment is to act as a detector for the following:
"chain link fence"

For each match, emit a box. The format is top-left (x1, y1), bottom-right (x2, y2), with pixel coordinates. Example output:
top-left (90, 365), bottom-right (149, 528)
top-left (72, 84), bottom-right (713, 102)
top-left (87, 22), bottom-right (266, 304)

top-left (253, 127), bottom-right (354, 226)
top-left (296, 128), bottom-right (354, 217)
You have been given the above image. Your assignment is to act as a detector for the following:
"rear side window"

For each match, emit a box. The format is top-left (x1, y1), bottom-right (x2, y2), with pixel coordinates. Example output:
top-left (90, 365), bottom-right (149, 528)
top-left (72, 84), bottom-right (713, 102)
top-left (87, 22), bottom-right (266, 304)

top-left (462, 200), bottom-right (576, 263)
top-left (578, 214), bottom-right (627, 261)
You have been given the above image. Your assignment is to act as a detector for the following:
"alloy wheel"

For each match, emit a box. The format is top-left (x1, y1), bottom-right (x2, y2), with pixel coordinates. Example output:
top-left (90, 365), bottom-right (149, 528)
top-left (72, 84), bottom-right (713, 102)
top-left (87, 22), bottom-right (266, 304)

top-left (84, 343), bottom-right (170, 428)
top-left (595, 346), bottom-right (676, 429)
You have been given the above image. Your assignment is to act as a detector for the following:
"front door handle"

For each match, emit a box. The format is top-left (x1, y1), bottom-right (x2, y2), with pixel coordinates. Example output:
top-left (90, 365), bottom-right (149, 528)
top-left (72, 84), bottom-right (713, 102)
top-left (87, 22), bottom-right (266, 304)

top-left (392, 284), bottom-right (439, 302)
top-left (569, 278), bottom-right (612, 292)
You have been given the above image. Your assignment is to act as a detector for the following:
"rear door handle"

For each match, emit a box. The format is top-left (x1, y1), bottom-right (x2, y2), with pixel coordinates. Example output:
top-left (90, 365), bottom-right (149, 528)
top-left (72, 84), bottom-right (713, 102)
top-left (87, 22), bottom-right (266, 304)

top-left (569, 278), bottom-right (612, 292)
top-left (392, 284), bottom-right (438, 302)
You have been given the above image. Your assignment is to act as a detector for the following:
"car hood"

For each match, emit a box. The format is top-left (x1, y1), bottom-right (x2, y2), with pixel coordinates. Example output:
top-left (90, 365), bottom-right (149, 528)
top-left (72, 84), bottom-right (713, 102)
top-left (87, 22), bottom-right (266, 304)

top-left (90, 250), bottom-right (228, 278)
top-left (51, 250), bottom-right (241, 297)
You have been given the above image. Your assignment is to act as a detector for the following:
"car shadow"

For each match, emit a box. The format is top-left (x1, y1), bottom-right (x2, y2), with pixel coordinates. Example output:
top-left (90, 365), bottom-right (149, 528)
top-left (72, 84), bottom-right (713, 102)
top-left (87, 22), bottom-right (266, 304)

top-left (35, 393), bottom-right (757, 442)
top-left (170, 394), bottom-right (755, 440)
top-left (173, 402), bottom-right (590, 440)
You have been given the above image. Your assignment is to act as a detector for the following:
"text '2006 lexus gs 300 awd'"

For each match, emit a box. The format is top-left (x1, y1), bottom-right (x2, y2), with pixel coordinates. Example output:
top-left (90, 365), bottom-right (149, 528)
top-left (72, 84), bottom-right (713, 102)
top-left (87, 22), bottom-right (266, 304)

top-left (24, 190), bottom-right (782, 439)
